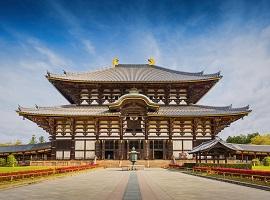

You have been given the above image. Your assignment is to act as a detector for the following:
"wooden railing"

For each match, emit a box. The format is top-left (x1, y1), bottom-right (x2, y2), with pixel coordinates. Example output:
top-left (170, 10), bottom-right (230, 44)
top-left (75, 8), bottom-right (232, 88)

top-left (0, 164), bottom-right (98, 182)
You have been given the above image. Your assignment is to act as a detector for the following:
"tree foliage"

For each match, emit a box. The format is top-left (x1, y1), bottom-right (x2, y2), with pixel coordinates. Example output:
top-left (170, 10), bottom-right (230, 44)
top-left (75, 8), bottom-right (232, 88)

top-left (29, 135), bottom-right (37, 144)
top-left (0, 139), bottom-right (22, 146)
top-left (250, 134), bottom-right (270, 145)
top-left (6, 154), bottom-right (17, 167)
top-left (38, 136), bottom-right (45, 143)
top-left (0, 158), bottom-right (6, 166)
top-left (262, 157), bottom-right (270, 166)
top-left (226, 133), bottom-right (259, 144)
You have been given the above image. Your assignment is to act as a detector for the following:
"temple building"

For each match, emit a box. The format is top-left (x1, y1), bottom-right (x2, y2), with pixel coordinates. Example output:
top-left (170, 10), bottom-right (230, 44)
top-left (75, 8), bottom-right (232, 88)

top-left (16, 59), bottom-right (251, 160)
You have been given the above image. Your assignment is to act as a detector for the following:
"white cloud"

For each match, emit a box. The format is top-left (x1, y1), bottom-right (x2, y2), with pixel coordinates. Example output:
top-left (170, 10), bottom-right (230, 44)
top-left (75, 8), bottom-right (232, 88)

top-left (1, 8), bottom-right (270, 143)
top-left (0, 37), bottom-right (69, 143)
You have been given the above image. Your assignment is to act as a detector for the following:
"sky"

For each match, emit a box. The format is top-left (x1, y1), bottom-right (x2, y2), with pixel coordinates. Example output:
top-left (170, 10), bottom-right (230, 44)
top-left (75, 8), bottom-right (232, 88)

top-left (0, 0), bottom-right (270, 143)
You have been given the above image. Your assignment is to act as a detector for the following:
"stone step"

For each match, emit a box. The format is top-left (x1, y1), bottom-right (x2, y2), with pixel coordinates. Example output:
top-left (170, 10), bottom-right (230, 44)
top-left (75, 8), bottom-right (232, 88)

top-left (96, 160), bottom-right (173, 168)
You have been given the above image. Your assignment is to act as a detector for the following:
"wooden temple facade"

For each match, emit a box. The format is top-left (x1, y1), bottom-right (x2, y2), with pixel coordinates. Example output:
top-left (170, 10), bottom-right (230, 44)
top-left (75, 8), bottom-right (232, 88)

top-left (17, 60), bottom-right (251, 160)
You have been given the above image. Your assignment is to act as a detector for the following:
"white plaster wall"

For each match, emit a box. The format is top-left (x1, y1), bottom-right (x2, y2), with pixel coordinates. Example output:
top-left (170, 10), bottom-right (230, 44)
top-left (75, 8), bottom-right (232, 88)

top-left (75, 141), bottom-right (85, 150)
top-left (173, 140), bottom-right (182, 150)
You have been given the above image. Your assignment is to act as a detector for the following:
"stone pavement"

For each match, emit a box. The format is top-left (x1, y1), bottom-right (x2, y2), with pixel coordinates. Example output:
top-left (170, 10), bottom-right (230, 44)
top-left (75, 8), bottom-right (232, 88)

top-left (0, 168), bottom-right (269, 200)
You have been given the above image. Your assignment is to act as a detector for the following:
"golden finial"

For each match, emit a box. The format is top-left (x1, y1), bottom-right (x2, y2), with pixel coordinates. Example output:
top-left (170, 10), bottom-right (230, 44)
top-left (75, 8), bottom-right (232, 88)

top-left (112, 57), bottom-right (119, 67)
top-left (148, 58), bottom-right (155, 66)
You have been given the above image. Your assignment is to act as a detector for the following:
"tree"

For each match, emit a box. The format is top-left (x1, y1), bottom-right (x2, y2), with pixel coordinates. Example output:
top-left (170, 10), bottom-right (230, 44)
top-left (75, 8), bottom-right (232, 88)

top-left (226, 134), bottom-right (247, 144)
top-left (226, 133), bottom-right (260, 144)
top-left (38, 136), bottom-right (45, 143)
top-left (6, 154), bottom-right (17, 167)
top-left (0, 140), bottom-right (22, 146)
top-left (29, 135), bottom-right (37, 144)
top-left (262, 157), bottom-right (270, 166)
top-left (246, 132), bottom-right (259, 143)
top-left (0, 158), bottom-right (6, 166)
top-left (250, 134), bottom-right (270, 145)
top-left (14, 139), bottom-right (22, 145)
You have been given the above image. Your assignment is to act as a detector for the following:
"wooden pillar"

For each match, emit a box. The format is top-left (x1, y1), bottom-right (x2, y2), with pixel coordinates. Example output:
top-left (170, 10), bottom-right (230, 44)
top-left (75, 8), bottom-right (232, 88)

top-left (241, 152), bottom-right (244, 162)
top-left (205, 152), bottom-right (207, 163)
top-left (127, 140), bottom-right (129, 160)
top-left (143, 140), bottom-right (149, 160)
top-left (195, 153), bottom-right (198, 163)
top-left (225, 154), bottom-right (227, 164)
top-left (50, 119), bottom-right (56, 160)
top-left (101, 140), bottom-right (105, 159)
top-left (213, 155), bottom-right (215, 163)
top-left (163, 140), bottom-right (166, 159)
top-left (168, 119), bottom-right (173, 159)
top-left (51, 134), bottom-right (56, 160)
top-left (152, 140), bottom-right (155, 160)
top-left (199, 152), bottom-right (201, 163)
top-left (113, 140), bottom-right (116, 160)
top-left (144, 117), bottom-right (149, 160)
top-left (192, 119), bottom-right (198, 148)
top-left (119, 118), bottom-right (123, 160)
top-left (70, 118), bottom-right (75, 160)
top-left (217, 155), bottom-right (220, 164)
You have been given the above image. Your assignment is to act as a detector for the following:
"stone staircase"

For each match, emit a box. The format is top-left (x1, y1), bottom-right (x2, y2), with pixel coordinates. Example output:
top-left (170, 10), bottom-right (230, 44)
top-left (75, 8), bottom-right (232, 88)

top-left (97, 160), bottom-right (172, 168)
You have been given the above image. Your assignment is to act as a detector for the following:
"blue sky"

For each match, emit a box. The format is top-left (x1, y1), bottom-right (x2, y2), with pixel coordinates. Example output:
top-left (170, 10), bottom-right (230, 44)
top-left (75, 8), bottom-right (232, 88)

top-left (0, 0), bottom-right (270, 143)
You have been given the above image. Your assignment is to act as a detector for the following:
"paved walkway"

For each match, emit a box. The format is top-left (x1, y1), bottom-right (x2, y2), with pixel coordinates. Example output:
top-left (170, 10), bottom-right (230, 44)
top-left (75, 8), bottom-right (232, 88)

top-left (0, 168), bottom-right (269, 200)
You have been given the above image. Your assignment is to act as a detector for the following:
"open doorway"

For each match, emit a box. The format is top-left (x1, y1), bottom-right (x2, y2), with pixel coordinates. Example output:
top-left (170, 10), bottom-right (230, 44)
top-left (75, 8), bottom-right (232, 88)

top-left (105, 151), bottom-right (114, 160)
top-left (154, 150), bottom-right (163, 159)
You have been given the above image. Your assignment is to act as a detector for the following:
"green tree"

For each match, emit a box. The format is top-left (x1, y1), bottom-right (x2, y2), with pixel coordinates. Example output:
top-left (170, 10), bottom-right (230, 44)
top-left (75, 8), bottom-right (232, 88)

top-left (246, 132), bottom-right (259, 143)
top-left (226, 133), bottom-right (260, 144)
top-left (29, 135), bottom-right (37, 144)
top-left (250, 134), bottom-right (270, 145)
top-left (6, 154), bottom-right (17, 167)
top-left (0, 158), bottom-right (6, 166)
top-left (226, 134), bottom-right (247, 144)
top-left (38, 136), bottom-right (45, 143)
top-left (262, 157), bottom-right (270, 166)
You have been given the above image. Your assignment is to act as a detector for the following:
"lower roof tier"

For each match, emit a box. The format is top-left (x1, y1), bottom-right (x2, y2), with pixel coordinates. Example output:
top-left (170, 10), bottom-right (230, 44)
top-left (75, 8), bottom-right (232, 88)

top-left (17, 104), bottom-right (250, 117)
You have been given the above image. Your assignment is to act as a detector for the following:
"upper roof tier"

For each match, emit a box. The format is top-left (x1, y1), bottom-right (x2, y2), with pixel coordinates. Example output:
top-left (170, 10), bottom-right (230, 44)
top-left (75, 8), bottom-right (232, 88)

top-left (47, 64), bottom-right (222, 83)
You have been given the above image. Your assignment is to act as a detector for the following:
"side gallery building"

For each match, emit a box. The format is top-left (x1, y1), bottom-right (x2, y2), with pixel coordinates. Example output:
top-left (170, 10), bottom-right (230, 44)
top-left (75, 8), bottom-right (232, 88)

top-left (17, 60), bottom-right (251, 160)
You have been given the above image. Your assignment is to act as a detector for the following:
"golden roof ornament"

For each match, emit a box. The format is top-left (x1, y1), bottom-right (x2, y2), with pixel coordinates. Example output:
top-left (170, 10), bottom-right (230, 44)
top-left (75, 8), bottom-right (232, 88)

top-left (148, 58), bottom-right (155, 66)
top-left (112, 57), bottom-right (119, 67)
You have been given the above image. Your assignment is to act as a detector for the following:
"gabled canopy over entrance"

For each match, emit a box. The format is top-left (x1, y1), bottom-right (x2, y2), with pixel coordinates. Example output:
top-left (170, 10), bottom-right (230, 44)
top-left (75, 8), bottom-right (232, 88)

top-left (108, 88), bottom-right (159, 113)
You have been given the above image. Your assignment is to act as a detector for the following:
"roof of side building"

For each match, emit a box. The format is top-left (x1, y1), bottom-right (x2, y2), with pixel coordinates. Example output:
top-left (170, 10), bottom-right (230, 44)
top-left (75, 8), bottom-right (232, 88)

top-left (189, 138), bottom-right (270, 154)
top-left (0, 142), bottom-right (51, 154)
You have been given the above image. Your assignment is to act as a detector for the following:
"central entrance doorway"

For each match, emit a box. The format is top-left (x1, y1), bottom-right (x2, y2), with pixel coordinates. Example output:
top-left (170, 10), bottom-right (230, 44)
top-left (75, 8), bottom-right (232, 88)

top-left (105, 140), bottom-right (116, 159)
top-left (150, 140), bottom-right (164, 159)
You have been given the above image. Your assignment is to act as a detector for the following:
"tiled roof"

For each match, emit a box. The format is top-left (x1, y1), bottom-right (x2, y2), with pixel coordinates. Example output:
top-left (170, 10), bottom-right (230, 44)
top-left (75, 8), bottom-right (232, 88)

top-left (235, 144), bottom-right (270, 153)
top-left (17, 104), bottom-right (250, 117)
top-left (189, 138), bottom-right (270, 153)
top-left (0, 142), bottom-right (51, 153)
top-left (47, 64), bottom-right (221, 82)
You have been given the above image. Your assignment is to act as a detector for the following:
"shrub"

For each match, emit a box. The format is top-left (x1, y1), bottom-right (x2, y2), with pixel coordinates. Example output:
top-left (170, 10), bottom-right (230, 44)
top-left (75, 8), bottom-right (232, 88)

top-left (196, 163), bottom-right (252, 169)
top-left (262, 156), bottom-right (270, 166)
top-left (0, 158), bottom-right (6, 166)
top-left (6, 154), bottom-right (17, 167)
top-left (183, 163), bottom-right (196, 168)
top-left (251, 158), bottom-right (261, 166)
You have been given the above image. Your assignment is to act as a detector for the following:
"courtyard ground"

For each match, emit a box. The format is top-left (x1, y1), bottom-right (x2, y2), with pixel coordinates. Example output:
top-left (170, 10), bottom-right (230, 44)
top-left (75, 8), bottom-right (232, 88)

top-left (0, 168), bottom-right (269, 200)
